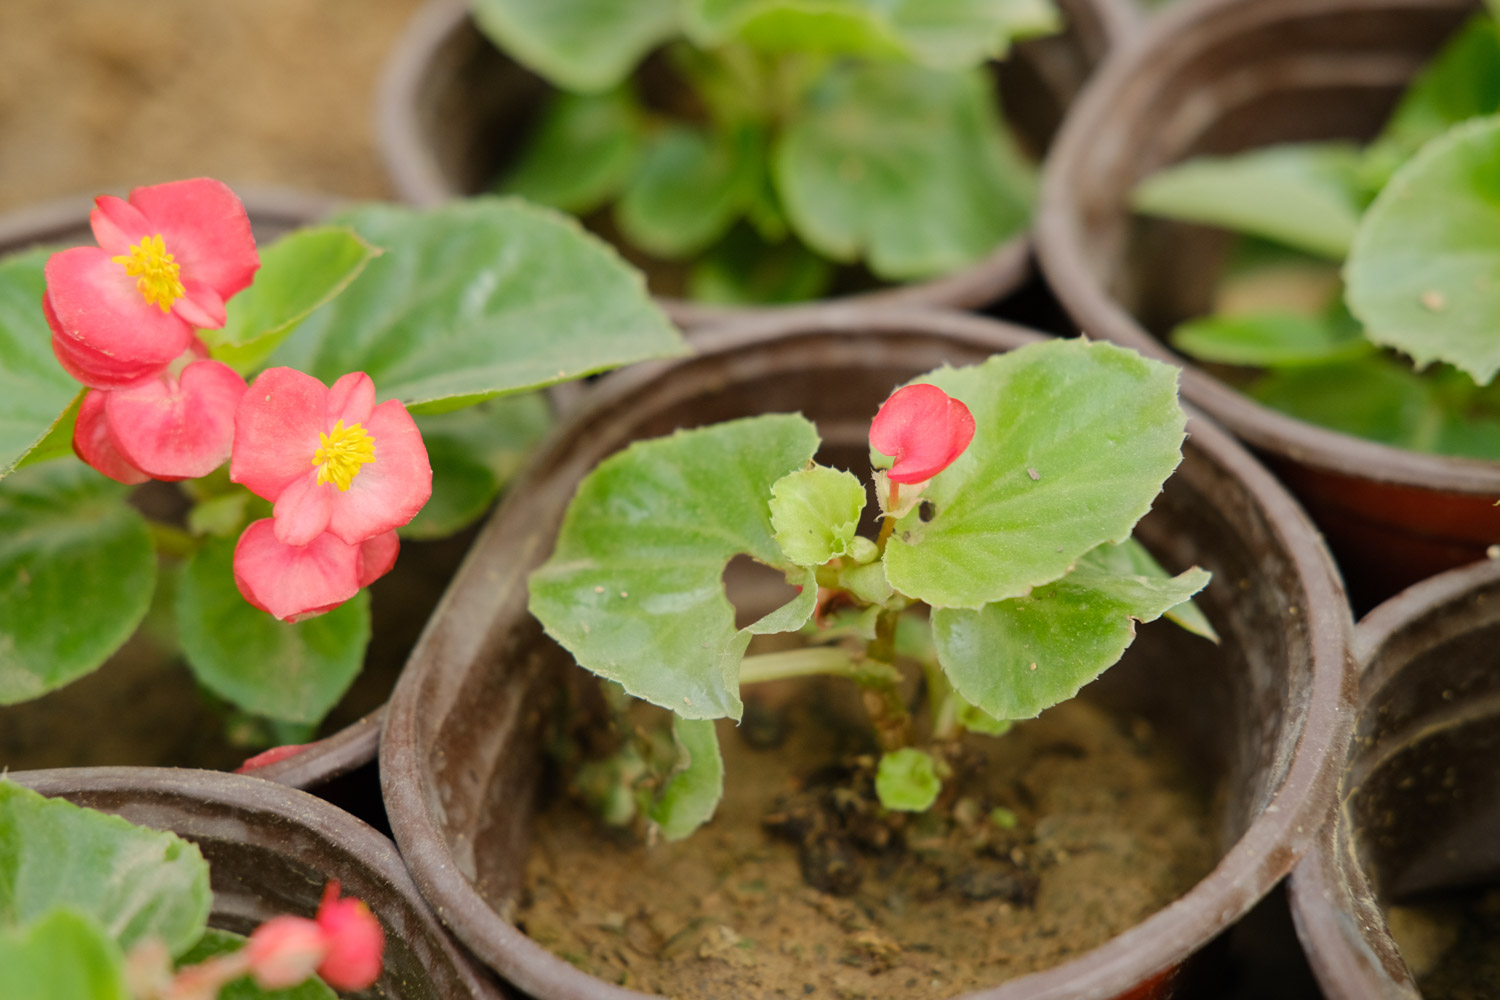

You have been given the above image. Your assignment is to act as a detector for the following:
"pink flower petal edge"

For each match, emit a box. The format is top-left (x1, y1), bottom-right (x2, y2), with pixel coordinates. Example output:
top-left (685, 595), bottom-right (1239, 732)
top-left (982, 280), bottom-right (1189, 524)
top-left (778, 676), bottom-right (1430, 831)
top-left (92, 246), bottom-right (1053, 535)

top-left (869, 383), bottom-right (976, 485)
top-left (106, 359), bottom-right (247, 481)
top-left (73, 390), bottom-right (149, 485)
top-left (233, 519), bottom-right (361, 623)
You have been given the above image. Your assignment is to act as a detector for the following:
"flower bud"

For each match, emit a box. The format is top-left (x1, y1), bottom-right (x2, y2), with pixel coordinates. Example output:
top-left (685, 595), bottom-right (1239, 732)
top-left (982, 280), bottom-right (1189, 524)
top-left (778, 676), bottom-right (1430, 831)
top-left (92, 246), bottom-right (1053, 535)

top-left (245, 915), bottom-right (327, 990)
top-left (314, 881), bottom-right (385, 990)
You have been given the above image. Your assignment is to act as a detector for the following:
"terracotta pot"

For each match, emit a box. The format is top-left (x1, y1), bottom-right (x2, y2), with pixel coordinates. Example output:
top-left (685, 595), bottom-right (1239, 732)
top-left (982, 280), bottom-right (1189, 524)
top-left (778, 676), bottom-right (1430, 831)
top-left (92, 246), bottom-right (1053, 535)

top-left (380, 307), bottom-right (1355, 1000)
top-left (375, 0), bottom-right (1138, 327)
top-left (1288, 557), bottom-right (1500, 999)
top-left (1035, 0), bottom-right (1494, 612)
top-left (8, 765), bottom-right (509, 999)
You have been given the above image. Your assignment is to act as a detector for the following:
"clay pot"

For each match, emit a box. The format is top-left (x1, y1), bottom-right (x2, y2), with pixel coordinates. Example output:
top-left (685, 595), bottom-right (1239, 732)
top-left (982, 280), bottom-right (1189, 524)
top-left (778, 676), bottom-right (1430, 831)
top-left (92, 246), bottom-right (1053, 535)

top-left (1035, 0), bottom-right (1494, 611)
top-left (380, 307), bottom-right (1355, 999)
top-left (1288, 558), bottom-right (1500, 999)
top-left (8, 765), bottom-right (509, 999)
top-left (375, 0), bottom-right (1138, 327)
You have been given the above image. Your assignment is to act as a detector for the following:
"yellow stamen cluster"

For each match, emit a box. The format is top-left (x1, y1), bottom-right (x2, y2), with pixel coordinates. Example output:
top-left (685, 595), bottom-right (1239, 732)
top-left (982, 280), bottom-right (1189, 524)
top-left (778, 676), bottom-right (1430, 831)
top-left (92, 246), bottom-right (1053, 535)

top-left (313, 420), bottom-right (377, 491)
top-left (112, 234), bottom-right (185, 312)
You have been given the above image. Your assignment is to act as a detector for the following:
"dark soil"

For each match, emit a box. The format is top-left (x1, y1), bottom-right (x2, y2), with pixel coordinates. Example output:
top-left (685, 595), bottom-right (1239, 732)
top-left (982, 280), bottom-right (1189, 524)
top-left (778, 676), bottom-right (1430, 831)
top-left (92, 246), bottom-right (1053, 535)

top-left (1389, 886), bottom-right (1500, 1000)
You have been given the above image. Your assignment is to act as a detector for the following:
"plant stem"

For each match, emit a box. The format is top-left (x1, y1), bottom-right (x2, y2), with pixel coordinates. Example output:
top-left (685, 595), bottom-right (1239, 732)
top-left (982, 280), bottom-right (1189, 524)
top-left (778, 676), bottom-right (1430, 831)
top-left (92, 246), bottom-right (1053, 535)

top-left (739, 646), bottom-right (863, 685)
top-left (876, 480), bottom-right (900, 551)
top-left (148, 521), bottom-right (198, 560)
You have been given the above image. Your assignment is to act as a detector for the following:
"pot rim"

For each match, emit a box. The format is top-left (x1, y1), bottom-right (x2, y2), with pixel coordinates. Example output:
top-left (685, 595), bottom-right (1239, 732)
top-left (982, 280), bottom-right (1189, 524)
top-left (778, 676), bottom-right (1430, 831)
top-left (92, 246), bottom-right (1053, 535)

top-left (1034, 0), bottom-right (1500, 497)
top-left (381, 306), bottom-right (1356, 1000)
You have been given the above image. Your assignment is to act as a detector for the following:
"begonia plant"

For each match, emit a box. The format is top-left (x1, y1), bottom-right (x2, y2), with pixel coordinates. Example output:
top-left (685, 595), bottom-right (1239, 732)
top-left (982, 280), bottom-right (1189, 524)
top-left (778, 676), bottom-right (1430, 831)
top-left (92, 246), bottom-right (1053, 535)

top-left (527, 336), bottom-right (1216, 840)
top-left (474, 0), bottom-right (1058, 304)
top-left (0, 178), bottom-right (684, 744)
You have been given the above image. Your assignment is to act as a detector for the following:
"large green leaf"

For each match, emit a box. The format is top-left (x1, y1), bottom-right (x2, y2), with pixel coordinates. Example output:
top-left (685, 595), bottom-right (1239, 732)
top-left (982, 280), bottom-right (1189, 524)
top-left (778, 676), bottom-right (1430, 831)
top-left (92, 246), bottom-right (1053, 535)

top-left (1131, 143), bottom-right (1369, 260)
top-left (499, 87), bottom-right (646, 215)
top-left (1170, 309), bottom-right (1370, 368)
top-left (175, 537), bottom-right (371, 725)
top-left (687, 226), bottom-right (833, 304)
top-left (932, 545), bottom-right (1209, 720)
top-left (0, 462), bottom-right (156, 704)
top-left (1345, 116), bottom-right (1500, 385)
top-left (529, 414), bottom-right (821, 721)
top-left (0, 908), bottom-right (128, 1000)
top-left (616, 124), bottom-right (765, 259)
top-left (775, 62), bottom-right (1033, 280)
top-left (470, 0), bottom-right (680, 92)
top-left (0, 249), bottom-right (82, 479)
top-left (0, 782), bottom-right (210, 956)
top-left (648, 717), bottom-right (724, 840)
top-left (266, 199), bottom-right (686, 411)
top-left (178, 928), bottom-right (337, 1000)
top-left (883, 339), bottom-right (1187, 609)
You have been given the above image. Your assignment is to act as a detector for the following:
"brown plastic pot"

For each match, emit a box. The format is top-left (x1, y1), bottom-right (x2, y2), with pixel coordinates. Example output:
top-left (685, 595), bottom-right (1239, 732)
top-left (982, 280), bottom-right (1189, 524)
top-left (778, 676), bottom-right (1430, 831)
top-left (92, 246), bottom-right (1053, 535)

top-left (1035, 0), bottom-right (1494, 612)
top-left (1288, 557), bottom-right (1500, 999)
top-left (8, 765), bottom-right (509, 999)
top-left (375, 0), bottom-right (1138, 327)
top-left (380, 307), bottom-right (1355, 1000)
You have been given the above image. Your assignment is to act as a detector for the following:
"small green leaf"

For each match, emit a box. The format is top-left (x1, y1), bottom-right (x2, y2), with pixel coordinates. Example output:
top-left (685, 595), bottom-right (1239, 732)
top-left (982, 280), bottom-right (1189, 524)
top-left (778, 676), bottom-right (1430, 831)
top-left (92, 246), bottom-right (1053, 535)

top-left (0, 249), bottom-right (81, 479)
top-left (175, 537), bottom-right (371, 725)
top-left (470, 0), bottom-right (680, 92)
top-left (529, 414), bottom-right (821, 721)
top-left (1093, 537), bottom-right (1219, 643)
top-left (1170, 309), bottom-right (1370, 369)
top-left (883, 339), bottom-right (1187, 610)
top-left (177, 929), bottom-right (337, 1000)
top-left (0, 782), bottom-right (211, 956)
top-left (769, 465), bottom-right (867, 567)
top-left (1132, 143), bottom-right (1369, 260)
top-left (839, 560), bottom-right (893, 606)
top-left (932, 546), bottom-right (1210, 720)
top-left (957, 699), bottom-right (1012, 736)
top-left (687, 225), bottom-right (833, 305)
top-left (208, 227), bottom-right (379, 373)
top-left (648, 717), bottom-right (725, 840)
top-left (266, 199), bottom-right (686, 410)
top-left (187, 492), bottom-right (253, 539)
top-left (1346, 116), bottom-right (1500, 385)
top-left (616, 124), bottom-right (764, 259)
top-left (875, 747), bottom-right (941, 811)
top-left (500, 86), bottom-right (646, 215)
top-left (775, 62), bottom-right (1033, 281)
top-left (0, 908), bottom-right (128, 1000)
top-left (0, 462), bottom-right (156, 704)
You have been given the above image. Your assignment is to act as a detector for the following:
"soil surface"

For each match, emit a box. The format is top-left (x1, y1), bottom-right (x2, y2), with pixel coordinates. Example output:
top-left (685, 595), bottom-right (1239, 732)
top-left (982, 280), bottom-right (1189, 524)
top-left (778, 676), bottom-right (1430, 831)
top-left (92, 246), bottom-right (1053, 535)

top-left (1389, 887), bottom-right (1500, 1000)
top-left (516, 689), bottom-right (1216, 999)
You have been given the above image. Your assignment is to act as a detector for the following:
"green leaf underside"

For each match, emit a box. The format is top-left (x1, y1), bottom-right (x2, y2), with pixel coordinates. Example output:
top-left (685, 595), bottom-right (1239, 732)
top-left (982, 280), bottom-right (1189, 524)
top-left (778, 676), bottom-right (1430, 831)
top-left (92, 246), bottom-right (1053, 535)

top-left (0, 782), bottom-right (211, 956)
top-left (617, 125), bottom-right (764, 259)
top-left (501, 87), bottom-right (645, 215)
top-left (648, 717), bottom-right (725, 839)
top-left (687, 226), bottom-right (833, 304)
top-left (875, 747), bottom-right (941, 811)
top-left (775, 62), bottom-right (1034, 281)
top-left (1131, 143), bottom-right (1368, 260)
top-left (0, 249), bottom-right (82, 478)
top-left (266, 199), bottom-right (686, 409)
top-left (175, 537), bottom-right (371, 725)
top-left (1094, 536), bottom-right (1218, 642)
top-left (529, 414), bottom-right (821, 721)
top-left (179, 929), bottom-right (337, 1000)
top-left (883, 338), bottom-right (1187, 610)
top-left (0, 462), bottom-right (156, 704)
top-left (404, 393), bottom-right (553, 539)
top-left (1171, 310), bottom-right (1369, 368)
top-left (470, 0), bottom-right (680, 92)
top-left (1368, 16), bottom-right (1500, 172)
top-left (0, 908), bottom-right (128, 1000)
top-left (769, 465), bottom-right (867, 566)
top-left (932, 545), bottom-right (1210, 720)
top-left (1346, 116), bottom-right (1500, 385)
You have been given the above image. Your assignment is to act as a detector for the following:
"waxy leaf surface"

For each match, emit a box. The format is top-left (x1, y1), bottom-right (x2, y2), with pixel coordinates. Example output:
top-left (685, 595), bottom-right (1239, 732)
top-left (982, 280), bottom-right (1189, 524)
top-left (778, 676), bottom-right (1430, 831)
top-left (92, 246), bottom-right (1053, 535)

top-left (0, 249), bottom-right (81, 478)
top-left (0, 908), bottom-right (128, 1000)
top-left (648, 718), bottom-right (725, 840)
top-left (471, 0), bottom-right (679, 92)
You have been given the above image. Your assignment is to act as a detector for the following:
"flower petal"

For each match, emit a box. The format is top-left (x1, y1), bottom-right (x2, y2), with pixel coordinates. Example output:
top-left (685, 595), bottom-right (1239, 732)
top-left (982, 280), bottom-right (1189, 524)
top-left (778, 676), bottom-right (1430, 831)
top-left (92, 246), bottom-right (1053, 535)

top-left (314, 883), bottom-right (384, 991)
top-left (357, 531), bottom-right (400, 588)
top-left (324, 400), bottom-right (433, 545)
top-left (326, 372), bottom-right (375, 427)
top-left (869, 383), bottom-right (975, 485)
top-left (89, 195), bottom-right (153, 256)
top-left (128, 178), bottom-right (259, 301)
top-left (233, 519), bottom-right (360, 622)
top-left (173, 278), bottom-right (227, 330)
top-left (106, 360), bottom-right (247, 480)
top-left (73, 389), bottom-right (149, 485)
top-left (272, 470), bottom-right (334, 547)
top-left (51, 326), bottom-right (168, 389)
top-left (46, 246), bottom-right (194, 365)
top-left (231, 367), bottom-right (328, 501)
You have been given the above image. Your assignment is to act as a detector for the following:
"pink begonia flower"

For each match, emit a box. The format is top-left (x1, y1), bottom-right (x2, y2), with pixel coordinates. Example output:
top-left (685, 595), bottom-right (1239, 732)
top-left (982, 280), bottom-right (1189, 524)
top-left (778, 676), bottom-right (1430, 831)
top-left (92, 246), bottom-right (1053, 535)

top-left (235, 742), bottom-right (312, 774)
top-left (231, 368), bottom-right (432, 547)
top-left (869, 383), bottom-right (976, 485)
top-left (233, 520), bottom-right (400, 622)
top-left (73, 389), bottom-right (150, 485)
top-left (245, 916), bottom-right (328, 990)
top-left (314, 881), bottom-right (385, 991)
top-left (44, 178), bottom-right (259, 389)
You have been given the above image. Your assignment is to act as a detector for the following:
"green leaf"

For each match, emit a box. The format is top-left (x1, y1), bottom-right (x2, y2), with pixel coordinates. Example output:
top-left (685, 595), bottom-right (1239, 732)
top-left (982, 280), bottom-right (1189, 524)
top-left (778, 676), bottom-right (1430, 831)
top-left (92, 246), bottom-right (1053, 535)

top-left (266, 199), bottom-right (686, 410)
top-left (208, 227), bottom-right (379, 374)
top-left (648, 717), bottom-right (725, 840)
top-left (687, 226), bottom-right (833, 304)
top-left (616, 124), bottom-right (764, 259)
top-left (1170, 309), bottom-right (1370, 368)
top-left (177, 929), bottom-right (337, 1000)
top-left (175, 537), bottom-right (371, 725)
top-left (1091, 537), bottom-right (1218, 643)
top-left (1131, 143), bottom-right (1369, 259)
top-left (499, 86), bottom-right (645, 215)
top-left (932, 547), bottom-right (1210, 720)
top-left (1345, 116), bottom-right (1500, 385)
top-left (883, 339), bottom-right (1187, 609)
top-left (0, 462), bottom-right (156, 704)
top-left (529, 414), bottom-right (822, 721)
top-left (0, 782), bottom-right (211, 956)
top-left (956, 699), bottom-right (1012, 736)
top-left (0, 249), bottom-right (82, 479)
top-left (775, 62), bottom-right (1033, 281)
top-left (0, 908), bottom-right (128, 1000)
top-left (875, 747), bottom-right (941, 811)
top-left (15, 394), bottom-right (82, 471)
top-left (769, 465), bottom-right (867, 567)
top-left (404, 393), bottom-right (552, 539)
top-left (470, 0), bottom-right (680, 92)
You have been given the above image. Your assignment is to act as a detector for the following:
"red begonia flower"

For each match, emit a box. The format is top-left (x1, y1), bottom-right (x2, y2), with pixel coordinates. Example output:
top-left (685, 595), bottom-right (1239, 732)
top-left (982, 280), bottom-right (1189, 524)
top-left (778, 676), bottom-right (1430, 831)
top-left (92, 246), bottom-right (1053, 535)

top-left (869, 383), bottom-right (976, 485)
top-left (104, 357), bottom-right (247, 481)
top-left (44, 178), bottom-right (258, 387)
top-left (246, 915), bottom-right (327, 990)
top-left (73, 389), bottom-right (149, 485)
top-left (314, 881), bottom-right (385, 992)
top-left (231, 368), bottom-right (432, 547)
